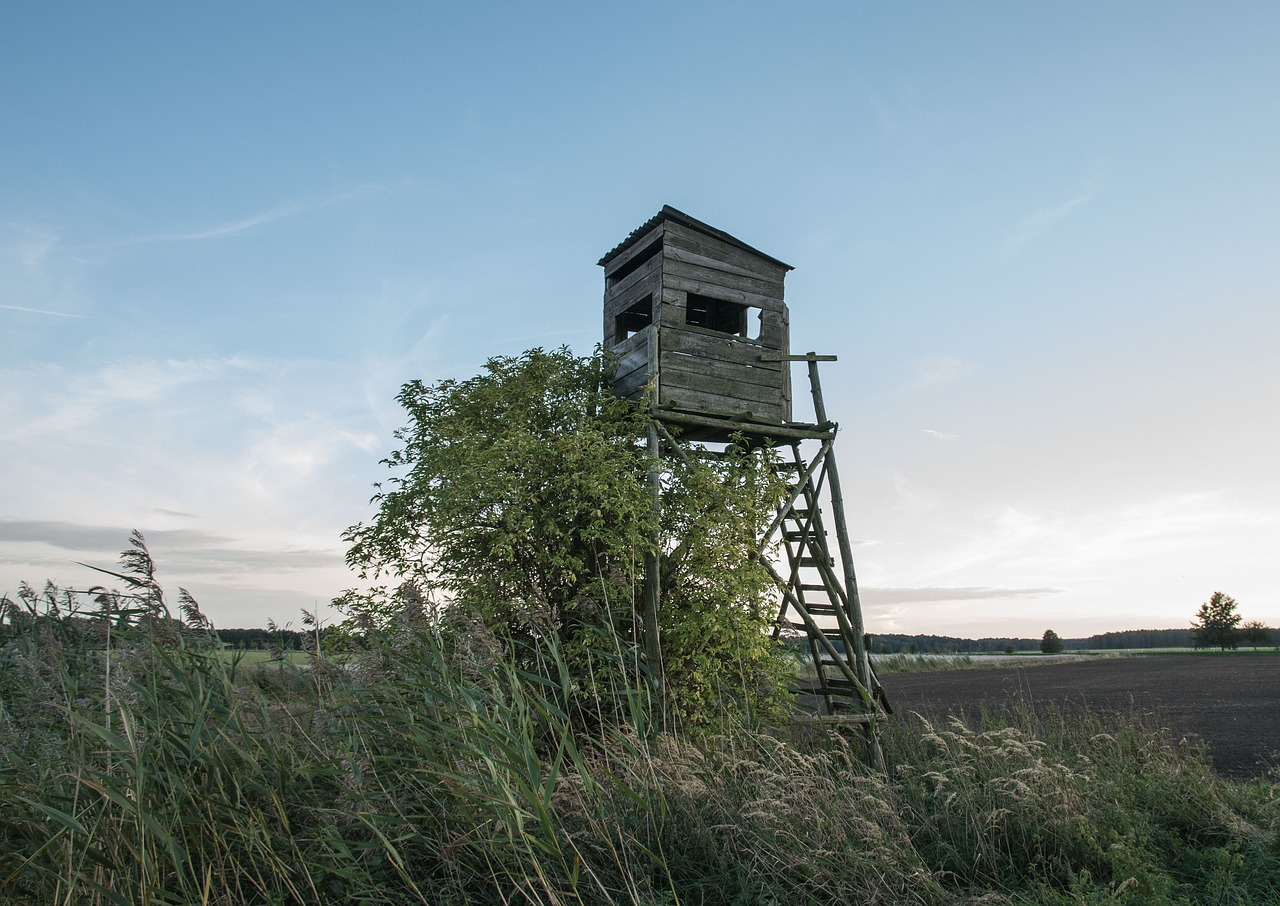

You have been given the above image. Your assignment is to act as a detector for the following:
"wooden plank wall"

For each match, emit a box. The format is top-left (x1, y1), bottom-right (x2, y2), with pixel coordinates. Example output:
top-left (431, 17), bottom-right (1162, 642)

top-left (603, 216), bottom-right (794, 423)
top-left (656, 222), bottom-right (791, 422)
top-left (603, 224), bottom-right (666, 347)
top-left (610, 329), bottom-right (651, 400)
top-left (604, 222), bottom-right (664, 402)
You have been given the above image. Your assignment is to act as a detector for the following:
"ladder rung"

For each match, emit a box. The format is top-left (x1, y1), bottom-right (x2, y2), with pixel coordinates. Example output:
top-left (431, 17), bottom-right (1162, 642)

top-left (792, 604), bottom-right (837, 616)
top-left (788, 620), bottom-right (838, 633)
top-left (788, 621), bottom-right (847, 639)
top-left (783, 530), bottom-right (825, 542)
top-left (796, 556), bottom-right (834, 568)
top-left (783, 616), bottom-right (834, 629)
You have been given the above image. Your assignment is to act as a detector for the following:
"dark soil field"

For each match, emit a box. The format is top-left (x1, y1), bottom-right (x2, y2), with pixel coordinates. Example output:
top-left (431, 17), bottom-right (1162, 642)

top-left (880, 654), bottom-right (1280, 779)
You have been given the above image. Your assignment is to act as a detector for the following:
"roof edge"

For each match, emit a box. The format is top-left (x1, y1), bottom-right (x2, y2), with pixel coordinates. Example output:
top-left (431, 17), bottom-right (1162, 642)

top-left (597, 205), bottom-right (794, 271)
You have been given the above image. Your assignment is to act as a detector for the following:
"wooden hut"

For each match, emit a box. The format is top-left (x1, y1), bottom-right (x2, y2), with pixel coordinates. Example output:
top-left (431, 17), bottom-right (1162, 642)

top-left (600, 206), bottom-right (793, 427)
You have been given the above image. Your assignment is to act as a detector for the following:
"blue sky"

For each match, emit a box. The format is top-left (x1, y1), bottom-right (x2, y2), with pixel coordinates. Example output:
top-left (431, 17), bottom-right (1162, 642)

top-left (3, 2), bottom-right (1277, 636)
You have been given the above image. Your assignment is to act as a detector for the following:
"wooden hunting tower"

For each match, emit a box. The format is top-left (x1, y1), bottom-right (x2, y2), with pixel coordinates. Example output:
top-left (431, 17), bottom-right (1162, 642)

top-left (600, 206), bottom-right (889, 741)
top-left (601, 205), bottom-right (793, 427)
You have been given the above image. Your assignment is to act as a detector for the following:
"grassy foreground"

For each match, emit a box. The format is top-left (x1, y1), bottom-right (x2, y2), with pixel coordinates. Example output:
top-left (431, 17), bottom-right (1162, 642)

top-left (2, 601), bottom-right (1278, 905)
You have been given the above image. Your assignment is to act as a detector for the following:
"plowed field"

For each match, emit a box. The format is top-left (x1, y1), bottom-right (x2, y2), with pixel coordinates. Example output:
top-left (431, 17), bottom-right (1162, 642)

top-left (880, 654), bottom-right (1280, 779)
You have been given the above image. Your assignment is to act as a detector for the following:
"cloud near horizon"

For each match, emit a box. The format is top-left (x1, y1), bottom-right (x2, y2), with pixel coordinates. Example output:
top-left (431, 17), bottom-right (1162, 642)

top-left (0, 350), bottom-right (387, 623)
top-left (0, 520), bottom-right (341, 570)
top-left (921, 492), bottom-right (1277, 584)
top-left (862, 585), bottom-right (1061, 605)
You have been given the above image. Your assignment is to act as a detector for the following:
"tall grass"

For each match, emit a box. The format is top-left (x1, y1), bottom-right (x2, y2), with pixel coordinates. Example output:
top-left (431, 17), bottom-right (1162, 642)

top-left (874, 652), bottom-right (977, 673)
top-left (886, 703), bottom-right (1280, 903)
top-left (3, 572), bottom-right (1277, 903)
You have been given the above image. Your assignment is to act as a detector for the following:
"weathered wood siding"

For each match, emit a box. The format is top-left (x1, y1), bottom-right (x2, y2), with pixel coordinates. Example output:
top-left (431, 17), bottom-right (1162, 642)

top-left (610, 329), bottom-right (652, 400)
top-left (603, 210), bottom-right (792, 422)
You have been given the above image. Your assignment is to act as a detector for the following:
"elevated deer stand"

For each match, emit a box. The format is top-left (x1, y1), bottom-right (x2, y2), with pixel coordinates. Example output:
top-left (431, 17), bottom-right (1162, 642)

top-left (600, 206), bottom-right (888, 757)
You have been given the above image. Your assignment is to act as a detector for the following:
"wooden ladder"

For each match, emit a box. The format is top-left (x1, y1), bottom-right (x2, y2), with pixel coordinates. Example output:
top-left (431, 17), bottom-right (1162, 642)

top-left (756, 354), bottom-right (889, 729)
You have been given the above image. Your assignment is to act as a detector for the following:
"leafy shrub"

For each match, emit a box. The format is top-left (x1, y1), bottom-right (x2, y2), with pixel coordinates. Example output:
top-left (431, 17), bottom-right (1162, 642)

top-left (341, 346), bottom-right (793, 730)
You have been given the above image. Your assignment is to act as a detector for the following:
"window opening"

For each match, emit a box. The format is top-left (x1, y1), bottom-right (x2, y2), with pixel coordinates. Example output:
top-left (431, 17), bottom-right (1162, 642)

top-left (615, 294), bottom-right (653, 342)
top-left (607, 237), bottom-right (663, 287)
top-left (685, 292), bottom-right (761, 339)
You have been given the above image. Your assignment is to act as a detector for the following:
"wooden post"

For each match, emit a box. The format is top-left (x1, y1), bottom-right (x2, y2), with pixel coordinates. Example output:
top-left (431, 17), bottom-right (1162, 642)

top-left (644, 421), bottom-right (663, 694)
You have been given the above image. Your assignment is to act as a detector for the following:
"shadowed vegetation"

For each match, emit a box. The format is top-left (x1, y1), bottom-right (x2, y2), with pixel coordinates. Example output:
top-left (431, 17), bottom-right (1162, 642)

top-left (2, 537), bottom-right (1278, 904)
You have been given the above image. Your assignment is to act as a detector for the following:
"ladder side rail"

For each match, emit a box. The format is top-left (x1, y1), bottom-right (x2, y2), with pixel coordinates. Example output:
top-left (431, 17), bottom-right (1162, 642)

top-left (805, 357), bottom-right (874, 695)
top-left (775, 435), bottom-right (871, 707)
top-left (795, 463), bottom-right (853, 614)
top-left (756, 438), bottom-right (833, 554)
top-left (789, 463), bottom-right (847, 621)
top-left (755, 554), bottom-right (866, 693)
top-left (796, 500), bottom-right (865, 683)
top-left (806, 635), bottom-right (834, 715)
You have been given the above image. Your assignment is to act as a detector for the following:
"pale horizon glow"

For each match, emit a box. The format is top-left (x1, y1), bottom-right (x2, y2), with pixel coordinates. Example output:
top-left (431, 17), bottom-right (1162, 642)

top-left (3, 2), bottom-right (1278, 637)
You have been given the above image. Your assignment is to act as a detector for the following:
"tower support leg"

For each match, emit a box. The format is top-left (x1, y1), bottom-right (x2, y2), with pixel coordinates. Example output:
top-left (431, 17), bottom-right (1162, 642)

top-left (643, 422), bottom-right (663, 695)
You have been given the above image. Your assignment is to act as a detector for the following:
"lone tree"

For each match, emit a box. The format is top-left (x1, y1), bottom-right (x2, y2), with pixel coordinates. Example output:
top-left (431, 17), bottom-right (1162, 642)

top-left (342, 347), bottom-right (793, 728)
top-left (1240, 620), bottom-right (1271, 650)
top-left (1040, 629), bottom-right (1064, 654)
top-left (1192, 591), bottom-right (1241, 650)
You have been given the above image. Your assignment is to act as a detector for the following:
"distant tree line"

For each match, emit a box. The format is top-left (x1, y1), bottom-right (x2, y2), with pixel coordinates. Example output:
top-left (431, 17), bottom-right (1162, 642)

top-left (215, 627), bottom-right (307, 650)
top-left (219, 623), bottom-right (1273, 656)
top-left (868, 634), bottom-right (1040, 655)
top-left (1076, 628), bottom-right (1196, 650)
top-left (862, 625), bottom-right (1272, 656)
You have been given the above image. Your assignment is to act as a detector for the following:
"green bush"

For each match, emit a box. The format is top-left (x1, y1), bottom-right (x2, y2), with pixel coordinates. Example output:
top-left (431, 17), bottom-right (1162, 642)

top-left (341, 346), bottom-right (793, 730)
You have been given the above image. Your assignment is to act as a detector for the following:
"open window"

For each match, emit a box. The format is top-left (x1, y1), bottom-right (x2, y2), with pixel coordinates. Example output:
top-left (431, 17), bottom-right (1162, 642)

top-left (614, 294), bottom-right (653, 343)
top-left (606, 237), bottom-right (663, 288)
top-left (685, 292), bottom-right (761, 339)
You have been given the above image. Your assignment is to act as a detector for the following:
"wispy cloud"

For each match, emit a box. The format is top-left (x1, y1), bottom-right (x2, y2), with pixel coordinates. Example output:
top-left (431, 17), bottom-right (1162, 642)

top-left (1004, 181), bottom-right (1098, 255)
top-left (1073, 492), bottom-right (1277, 564)
top-left (102, 201), bottom-right (315, 247)
top-left (890, 470), bottom-right (936, 513)
top-left (0, 520), bottom-right (143, 553)
top-left (910, 491), bottom-right (1276, 587)
top-left (0, 353), bottom-right (387, 543)
top-left (0, 303), bottom-right (88, 319)
top-left (1, 225), bottom-right (91, 318)
top-left (902, 356), bottom-right (976, 392)
top-left (856, 74), bottom-right (920, 134)
top-left (922, 428), bottom-right (958, 441)
top-left (9, 227), bottom-right (60, 271)
top-left (95, 185), bottom-right (387, 249)
top-left (3, 357), bottom-right (251, 439)
top-left (18, 521), bottom-right (347, 574)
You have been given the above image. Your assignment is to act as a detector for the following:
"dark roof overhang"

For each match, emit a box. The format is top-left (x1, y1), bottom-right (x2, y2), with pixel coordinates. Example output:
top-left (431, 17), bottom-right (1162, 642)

top-left (597, 204), bottom-right (794, 271)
